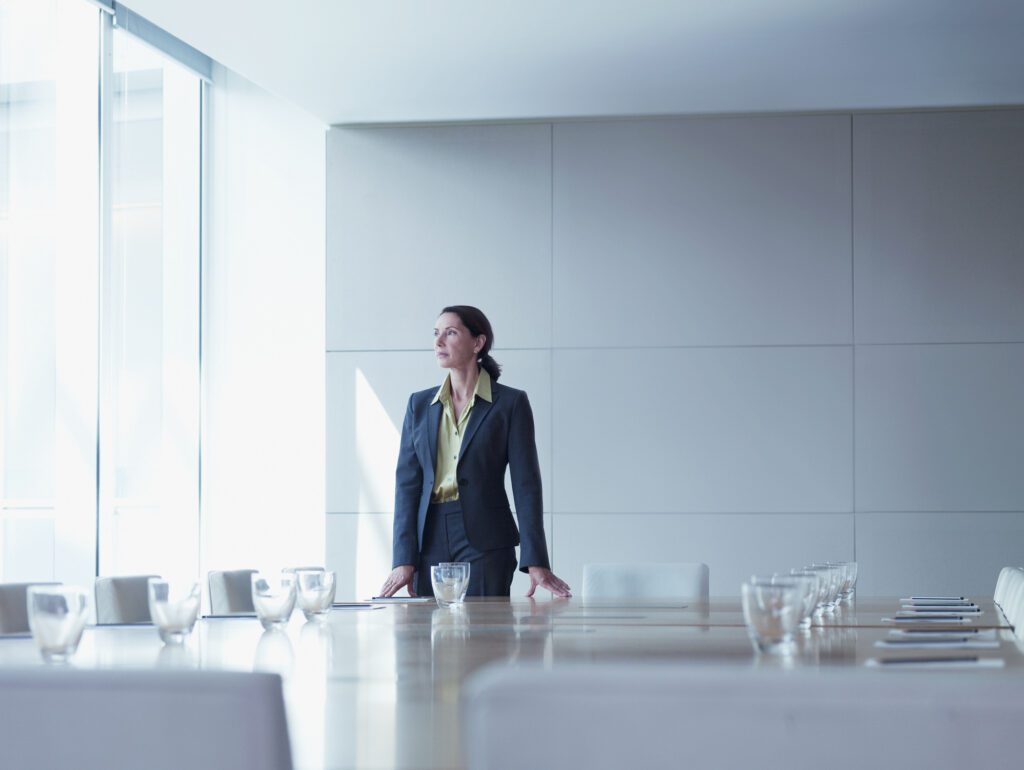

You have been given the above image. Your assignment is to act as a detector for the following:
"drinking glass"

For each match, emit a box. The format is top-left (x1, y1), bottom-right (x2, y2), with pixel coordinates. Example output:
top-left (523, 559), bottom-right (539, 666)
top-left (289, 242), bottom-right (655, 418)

top-left (779, 572), bottom-right (819, 629)
top-left (147, 579), bottom-right (201, 644)
top-left (430, 562), bottom-right (470, 609)
top-left (26, 585), bottom-right (90, 663)
top-left (828, 561), bottom-right (858, 602)
top-left (805, 564), bottom-right (842, 612)
top-left (251, 572), bottom-right (297, 630)
top-left (741, 578), bottom-right (802, 654)
top-left (295, 569), bottom-right (337, 620)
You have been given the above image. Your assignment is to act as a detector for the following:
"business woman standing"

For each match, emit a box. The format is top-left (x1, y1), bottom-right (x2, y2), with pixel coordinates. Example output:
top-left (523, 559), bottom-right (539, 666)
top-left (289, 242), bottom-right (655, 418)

top-left (379, 305), bottom-right (571, 598)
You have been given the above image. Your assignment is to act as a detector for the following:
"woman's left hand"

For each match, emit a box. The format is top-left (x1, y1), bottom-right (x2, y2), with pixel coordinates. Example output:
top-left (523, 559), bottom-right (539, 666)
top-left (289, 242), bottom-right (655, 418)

top-left (526, 567), bottom-right (572, 598)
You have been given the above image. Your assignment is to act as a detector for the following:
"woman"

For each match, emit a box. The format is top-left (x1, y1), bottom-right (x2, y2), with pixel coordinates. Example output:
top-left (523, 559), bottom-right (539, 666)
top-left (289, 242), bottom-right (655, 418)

top-left (379, 305), bottom-right (571, 598)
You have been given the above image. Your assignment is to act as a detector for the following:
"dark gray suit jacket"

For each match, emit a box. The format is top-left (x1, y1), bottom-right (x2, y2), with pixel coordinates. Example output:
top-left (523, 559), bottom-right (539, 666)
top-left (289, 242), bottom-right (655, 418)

top-left (391, 380), bottom-right (550, 573)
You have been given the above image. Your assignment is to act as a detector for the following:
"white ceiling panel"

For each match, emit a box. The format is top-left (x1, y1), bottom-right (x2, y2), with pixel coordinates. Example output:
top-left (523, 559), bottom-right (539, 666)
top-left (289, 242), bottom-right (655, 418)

top-left (121, 0), bottom-right (1024, 125)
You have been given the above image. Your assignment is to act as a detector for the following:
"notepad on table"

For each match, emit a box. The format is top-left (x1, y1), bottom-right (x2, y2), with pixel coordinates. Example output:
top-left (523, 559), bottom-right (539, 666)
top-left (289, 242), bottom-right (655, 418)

top-left (874, 638), bottom-right (1000, 650)
top-left (866, 656), bottom-right (1004, 669)
top-left (364, 596), bottom-right (434, 603)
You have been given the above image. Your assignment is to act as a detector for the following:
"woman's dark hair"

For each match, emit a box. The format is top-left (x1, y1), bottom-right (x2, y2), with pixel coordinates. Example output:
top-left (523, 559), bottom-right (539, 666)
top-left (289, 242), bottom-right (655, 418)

top-left (440, 305), bottom-right (502, 381)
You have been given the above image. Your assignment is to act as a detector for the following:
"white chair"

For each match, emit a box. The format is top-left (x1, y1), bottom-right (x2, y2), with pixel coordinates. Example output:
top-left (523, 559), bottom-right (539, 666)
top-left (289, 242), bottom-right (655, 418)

top-left (0, 668), bottom-right (292, 770)
top-left (208, 569), bottom-right (257, 614)
top-left (465, 663), bottom-right (1023, 770)
top-left (581, 562), bottom-right (709, 602)
top-left (0, 582), bottom-right (59, 635)
top-left (1001, 568), bottom-right (1024, 633)
top-left (94, 575), bottom-right (160, 624)
top-left (993, 566), bottom-right (1016, 607)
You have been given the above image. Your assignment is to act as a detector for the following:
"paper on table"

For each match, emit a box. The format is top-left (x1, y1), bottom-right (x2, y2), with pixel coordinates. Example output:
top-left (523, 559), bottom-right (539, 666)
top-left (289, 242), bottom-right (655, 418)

top-left (889, 628), bottom-right (997, 639)
top-left (332, 603), bottom-right (384, 610)
top-left (874, 639), bottom-right (1000, 650)
top-left (865, 657), bottom-right (1004, 669)
top-left (899, 606), bottom-right (982, 613)
top-left (365, 596), bottom-right (434, 603)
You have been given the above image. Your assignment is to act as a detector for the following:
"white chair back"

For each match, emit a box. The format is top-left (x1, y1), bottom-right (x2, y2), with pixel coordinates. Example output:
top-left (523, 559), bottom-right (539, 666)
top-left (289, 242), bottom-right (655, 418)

top-left (994, 566), bottom-right (1016, 606)
top-left (0, 582), bottom-right (60, 635)
top-left (208, 569), bottom-right (257, 614)
top-left (465, 664), bottom-right (1024, 770)
top-left (94, 575), bottom-right (159, 624)
top-left (1001, 567), bottom-right (1024, 633)
top-left (582, 562), bottom-right (709, 602)
top-left (0, 668), bottom-right (292, 770)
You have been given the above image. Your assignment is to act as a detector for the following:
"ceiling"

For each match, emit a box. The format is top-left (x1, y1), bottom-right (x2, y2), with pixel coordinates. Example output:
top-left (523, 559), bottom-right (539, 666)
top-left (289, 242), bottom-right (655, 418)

top-left (122, 0), bottom-right (1024, 126)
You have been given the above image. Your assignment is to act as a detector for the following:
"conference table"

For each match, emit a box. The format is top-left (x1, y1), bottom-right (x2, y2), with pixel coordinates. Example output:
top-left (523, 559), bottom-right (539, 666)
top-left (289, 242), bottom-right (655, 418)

top-left (0, 597), bottom-right (1020, 770)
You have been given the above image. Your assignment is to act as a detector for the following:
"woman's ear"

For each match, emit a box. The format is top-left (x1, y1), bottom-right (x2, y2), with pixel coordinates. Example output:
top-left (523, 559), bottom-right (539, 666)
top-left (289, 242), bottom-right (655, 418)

top-left (475, 335), bottom-right (487, 355)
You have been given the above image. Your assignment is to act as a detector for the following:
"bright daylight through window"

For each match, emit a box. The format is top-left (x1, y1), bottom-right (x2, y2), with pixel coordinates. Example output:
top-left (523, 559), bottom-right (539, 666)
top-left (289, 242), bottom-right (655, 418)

top-left (0, 0), bottom-right (202, 586)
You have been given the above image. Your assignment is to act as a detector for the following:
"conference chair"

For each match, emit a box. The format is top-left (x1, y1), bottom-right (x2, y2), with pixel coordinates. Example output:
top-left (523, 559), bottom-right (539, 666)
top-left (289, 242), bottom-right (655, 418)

top-left (994, 566), bottom-right (1018, 608)
top-left (1002, 569), bottom-right (1024, 631)
top-left (465, 663), bottom-right (1024, 770)
top-left (208, 569), bottom-right (257, 614)
top-left (94, 575), bottom-right (159, 624)
top-left (0, 668), bottom-right (293, 770)
top-left (581, 562), bottom-right (709, 602)
top-left (0, 582), bottom-right (59, 635)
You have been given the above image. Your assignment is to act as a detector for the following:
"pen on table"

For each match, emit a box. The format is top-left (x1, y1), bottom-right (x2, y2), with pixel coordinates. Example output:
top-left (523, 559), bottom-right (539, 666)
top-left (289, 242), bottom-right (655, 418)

top-left (882, 637), bottom-right (972, 645)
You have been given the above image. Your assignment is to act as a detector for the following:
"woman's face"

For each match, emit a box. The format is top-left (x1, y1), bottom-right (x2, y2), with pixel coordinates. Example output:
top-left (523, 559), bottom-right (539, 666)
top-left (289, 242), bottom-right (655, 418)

top-left (434, 312), bottom-right (484, 370)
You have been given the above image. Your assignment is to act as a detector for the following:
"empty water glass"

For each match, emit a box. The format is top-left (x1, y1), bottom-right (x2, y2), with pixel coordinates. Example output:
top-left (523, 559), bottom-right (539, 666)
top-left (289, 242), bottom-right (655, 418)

top-left (295, 569), bottom-right (337, 620)
top-left (790, 568), bottom-right (827, 618)
top-left (430, 562), bottom-right (470, 609)
top-left (741, 578), bottom-right (802, 654)
top-left (26, 585), bottom-right (90, 663)
top-left (828, 561), bottom-right (858, 602)
top-left (147, 579), bottom-right (201, 644)
top-left (251, 572), bottom-right (297, 630)
top-left (805, 564), bottom-right (843, 612)
top-left (779, 572), bottom-right (819, 629)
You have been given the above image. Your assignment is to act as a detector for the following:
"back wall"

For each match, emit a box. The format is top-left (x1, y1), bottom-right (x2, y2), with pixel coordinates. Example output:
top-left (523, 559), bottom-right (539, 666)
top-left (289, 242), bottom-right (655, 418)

top-left (325, 110), bottom-right (1024, 598)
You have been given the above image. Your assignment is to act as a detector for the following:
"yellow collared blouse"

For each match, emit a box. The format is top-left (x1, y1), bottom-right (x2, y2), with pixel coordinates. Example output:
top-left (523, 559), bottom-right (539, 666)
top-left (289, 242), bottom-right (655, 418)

top-left (429, 368), bottom-right (492, 503)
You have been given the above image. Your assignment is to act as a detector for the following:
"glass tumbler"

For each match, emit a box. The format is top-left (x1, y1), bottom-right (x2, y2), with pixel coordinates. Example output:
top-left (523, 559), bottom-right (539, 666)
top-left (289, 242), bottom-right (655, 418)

top-left (26, 585), bottom-right (90, 663)
top-left (430, 562), bottom-right (470, 609)
top-left (828, 561), bottom-right (858, 602)
top-left (251, 572), bottom-right (297, 630)
top-left (741, 578), bottom-right (802, 654)
top-left (295, 569), bottom-right (337, 620)
top-left (781, 572), bottom-right (820, 629)
top-left (805, 564), bottom-right (842, 612)
top-left (147, 579), bottom-right (201, 644)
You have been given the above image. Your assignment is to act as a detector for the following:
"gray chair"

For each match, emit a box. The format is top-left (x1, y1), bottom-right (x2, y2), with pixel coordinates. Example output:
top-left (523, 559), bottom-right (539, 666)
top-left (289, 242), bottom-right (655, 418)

top-left (94, 575), bottom-right (159, 624)
top-left (581, 562), bottom-right (710, 603)
top-left (0, 668), bottom-right (292, 770)
top-left (208, 569), bottom-right (257, 614)
top-left (0, 582), bottom-right (60, 635)
top-left (465, 663), bottom-right (1024, 770)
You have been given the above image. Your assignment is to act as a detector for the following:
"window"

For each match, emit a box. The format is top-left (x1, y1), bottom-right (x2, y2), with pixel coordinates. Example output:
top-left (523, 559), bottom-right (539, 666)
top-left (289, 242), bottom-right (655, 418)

top-left (0, 0), bottom-right (203, 585)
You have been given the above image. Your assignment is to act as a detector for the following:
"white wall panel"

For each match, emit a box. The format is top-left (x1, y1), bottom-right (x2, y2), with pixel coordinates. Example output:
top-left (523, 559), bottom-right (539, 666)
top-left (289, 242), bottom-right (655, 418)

top-left (327, 125), bottom-right (552, 350)
top-left (855, 512), bottom-right (1024, 597)
top-left (853, 111), bottom-right (1024, 343)
top-left (203, 65), bottom-right (326, 578)
top-left (327, 511), bottom-right (553, 600)
top-left (327, 350), bottom-right (552, 513)
top-left (554, 513), bottom-right (854, 597)
top-left (553, 347), bottom-right (853, 513)
top-left (553, 116), bottom-right (852, 347)
top-left (856, 344), bottom-right (1024, 512)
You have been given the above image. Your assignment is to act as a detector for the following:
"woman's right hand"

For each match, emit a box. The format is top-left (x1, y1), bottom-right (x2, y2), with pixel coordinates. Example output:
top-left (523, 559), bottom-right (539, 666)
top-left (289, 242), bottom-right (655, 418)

top-left (379, 565), bottom-right (416, 597)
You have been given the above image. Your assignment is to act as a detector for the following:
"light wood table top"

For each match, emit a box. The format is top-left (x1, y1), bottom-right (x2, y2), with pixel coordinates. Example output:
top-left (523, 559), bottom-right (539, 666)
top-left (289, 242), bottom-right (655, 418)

top-left (1, 596), bottom-right (1020, 770)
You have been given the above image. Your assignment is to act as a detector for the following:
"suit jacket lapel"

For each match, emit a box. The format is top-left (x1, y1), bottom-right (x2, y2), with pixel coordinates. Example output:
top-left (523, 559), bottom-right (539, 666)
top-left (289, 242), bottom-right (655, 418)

top-left (427, 400), bottom-right (442, 475)
top-left (458, 387), bottom-right (497, 464)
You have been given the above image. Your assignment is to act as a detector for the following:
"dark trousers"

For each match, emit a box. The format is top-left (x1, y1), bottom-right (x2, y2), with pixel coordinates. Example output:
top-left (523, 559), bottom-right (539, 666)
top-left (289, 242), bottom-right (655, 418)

top-left (416, 500), bottom-right (517, 597)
